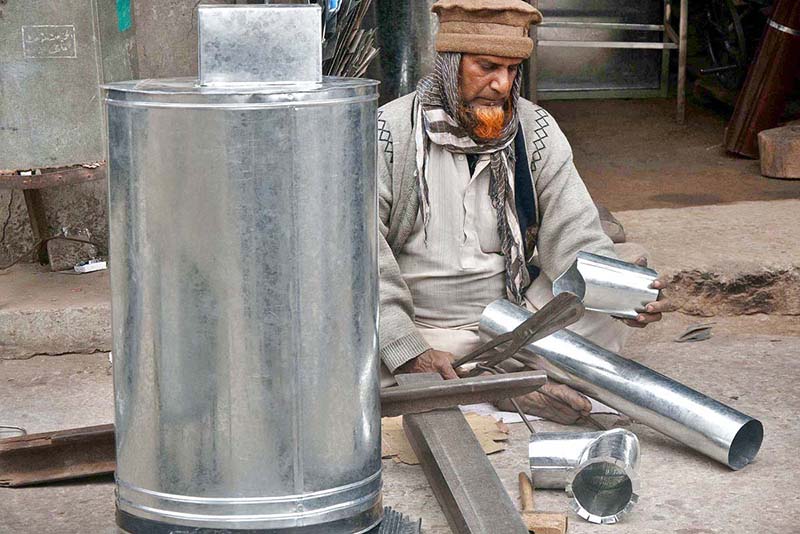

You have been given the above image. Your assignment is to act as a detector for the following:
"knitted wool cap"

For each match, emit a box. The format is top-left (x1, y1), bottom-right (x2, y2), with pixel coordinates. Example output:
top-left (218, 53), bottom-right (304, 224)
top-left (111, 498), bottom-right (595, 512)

top-left (432, 0), bottom-right (543, 59)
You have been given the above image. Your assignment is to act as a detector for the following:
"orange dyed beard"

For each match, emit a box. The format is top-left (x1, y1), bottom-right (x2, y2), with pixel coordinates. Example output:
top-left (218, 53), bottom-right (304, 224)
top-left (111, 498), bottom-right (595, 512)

top-left (472, 106), bottom-right (507, 140)
top-left (458, 102), bottom-right (511, 140)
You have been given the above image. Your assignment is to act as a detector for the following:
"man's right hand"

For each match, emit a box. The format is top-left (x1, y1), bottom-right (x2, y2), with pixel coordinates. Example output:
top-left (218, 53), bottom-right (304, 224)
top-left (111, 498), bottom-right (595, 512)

top-left (396, 349), bottom-right (459, 380)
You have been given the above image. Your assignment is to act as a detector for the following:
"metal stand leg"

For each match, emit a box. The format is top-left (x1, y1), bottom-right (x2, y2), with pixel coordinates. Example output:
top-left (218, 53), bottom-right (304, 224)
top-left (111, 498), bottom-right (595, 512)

top-left (677, 0), bottom-right (688, 123)
top-left (528, 0), bottom-right (540, 104)
top-left (22, 188), bottom-right (49, 264)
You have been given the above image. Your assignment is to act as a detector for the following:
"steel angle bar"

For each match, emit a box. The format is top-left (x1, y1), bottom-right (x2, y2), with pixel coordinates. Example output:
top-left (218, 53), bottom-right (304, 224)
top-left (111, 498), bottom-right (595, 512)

top-left (398, 373), bottom-right (529, 534)
top-left (0, 424), bottom-right (115, 487)
top-left (382, 371), bottom-right (546, 417)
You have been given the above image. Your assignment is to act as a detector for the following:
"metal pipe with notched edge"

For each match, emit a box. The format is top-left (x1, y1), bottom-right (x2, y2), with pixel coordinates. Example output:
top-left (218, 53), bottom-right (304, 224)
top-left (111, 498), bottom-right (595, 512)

top-left (480, 299), bottom-right (764, 470)
top-left (529, 429), bottom-right (640, 525)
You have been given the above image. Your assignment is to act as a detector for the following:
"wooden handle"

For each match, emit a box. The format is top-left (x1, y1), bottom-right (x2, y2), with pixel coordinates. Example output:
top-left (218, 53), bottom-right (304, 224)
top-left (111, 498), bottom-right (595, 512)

top-left (518, 472), bottom-right (535, 512)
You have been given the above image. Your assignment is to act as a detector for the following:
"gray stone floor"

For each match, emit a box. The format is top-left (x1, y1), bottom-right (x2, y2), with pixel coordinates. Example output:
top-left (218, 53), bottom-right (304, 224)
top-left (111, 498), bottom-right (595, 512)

top-left (1, 314), bottom-right (797, 533)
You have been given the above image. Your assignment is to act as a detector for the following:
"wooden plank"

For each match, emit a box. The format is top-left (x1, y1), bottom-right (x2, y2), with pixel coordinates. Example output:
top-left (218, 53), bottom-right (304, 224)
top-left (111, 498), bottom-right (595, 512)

top-left (518, 472), bottom-right (568, 534)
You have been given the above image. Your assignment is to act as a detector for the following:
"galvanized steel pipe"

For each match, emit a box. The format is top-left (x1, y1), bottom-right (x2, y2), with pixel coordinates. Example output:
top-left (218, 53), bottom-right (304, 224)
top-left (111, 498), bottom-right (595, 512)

top-left (529, 429), bottom-right (640, 524)
top-left (481, 300), bottom-right (763, 470)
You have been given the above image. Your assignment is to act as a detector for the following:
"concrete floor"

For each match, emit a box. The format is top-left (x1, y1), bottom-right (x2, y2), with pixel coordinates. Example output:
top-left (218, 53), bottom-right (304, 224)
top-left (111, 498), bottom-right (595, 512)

top-left (1, 313), bottom-right (797, 533)
top-left (546, 99), bottom-right (800, 211)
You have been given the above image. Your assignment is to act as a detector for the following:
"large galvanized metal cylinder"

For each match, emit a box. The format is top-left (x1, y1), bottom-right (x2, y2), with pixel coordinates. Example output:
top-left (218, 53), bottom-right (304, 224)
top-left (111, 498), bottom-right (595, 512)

top-left (104, 74), bottom-right (381, 534)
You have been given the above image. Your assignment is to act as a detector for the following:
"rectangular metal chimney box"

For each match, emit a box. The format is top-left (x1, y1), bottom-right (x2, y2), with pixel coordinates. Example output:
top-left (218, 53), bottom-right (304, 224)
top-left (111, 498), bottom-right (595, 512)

top-left (198, 5), bottom-right (322, 85)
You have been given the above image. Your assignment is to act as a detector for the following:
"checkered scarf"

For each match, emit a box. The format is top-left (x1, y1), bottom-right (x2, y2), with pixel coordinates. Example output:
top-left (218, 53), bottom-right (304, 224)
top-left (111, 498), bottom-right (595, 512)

top-left (414, 52), bottom-right (529, 304)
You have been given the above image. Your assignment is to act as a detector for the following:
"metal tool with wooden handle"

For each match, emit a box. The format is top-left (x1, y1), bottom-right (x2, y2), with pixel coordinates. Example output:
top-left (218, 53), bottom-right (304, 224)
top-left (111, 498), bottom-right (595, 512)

top-left (518, 472), bottom-right (568, 534)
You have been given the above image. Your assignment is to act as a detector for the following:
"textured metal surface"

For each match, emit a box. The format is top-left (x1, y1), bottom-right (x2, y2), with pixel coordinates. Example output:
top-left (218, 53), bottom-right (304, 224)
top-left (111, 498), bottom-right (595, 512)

top-left (481, 300), bottom-right (764, 470)
top-left (0, 0), bottom-right (134, 170)
top-left (552, 251), bottom-right (660, 320)
top-left (768, 18), bottom-right (800, 37)
top-left (371, 0), bottom-right (437, 104)
top-left (198, 5), bottom-right (322, 85)
top-left (104, 42), bottom-right (381, 530)
top-left (398, 373), bottom-right (529, 534)
top-left (381, 371), bottom-right (546, 417)
top-left (377, 507), bottom-right (422, 534)
top-left (529, 430), bottom-right (640, 524)
top-left (536, 0), bottom-right (665, 95)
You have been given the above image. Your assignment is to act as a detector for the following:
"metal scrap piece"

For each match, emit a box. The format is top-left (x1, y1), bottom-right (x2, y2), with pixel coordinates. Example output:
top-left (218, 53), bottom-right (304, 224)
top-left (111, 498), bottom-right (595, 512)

top-left (376, 507), bottom-right (422, 534)
top-left (398, 373), bottom-right (529, 534)
top-left (0, 424), bottom-right (115, 487)
top-left (675, 323), bottom-right (715, 343)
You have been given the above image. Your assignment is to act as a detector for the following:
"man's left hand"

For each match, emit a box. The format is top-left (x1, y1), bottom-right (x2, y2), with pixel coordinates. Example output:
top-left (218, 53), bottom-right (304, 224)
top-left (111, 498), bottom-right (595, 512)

top-left (622, 256), bottom-right (674, 329)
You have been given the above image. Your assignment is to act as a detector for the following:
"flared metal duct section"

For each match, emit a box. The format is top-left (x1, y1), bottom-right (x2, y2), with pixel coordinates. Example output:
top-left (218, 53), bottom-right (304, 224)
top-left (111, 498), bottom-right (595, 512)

top-left (104, 5), bottom-right (382, 533)
top-left (481, 300), bottom-right (764, 470)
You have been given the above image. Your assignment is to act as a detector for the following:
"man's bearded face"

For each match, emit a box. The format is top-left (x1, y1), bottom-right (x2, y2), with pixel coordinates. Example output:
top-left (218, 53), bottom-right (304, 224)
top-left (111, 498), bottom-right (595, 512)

top-left (457, 54), bottom-right (521, 140)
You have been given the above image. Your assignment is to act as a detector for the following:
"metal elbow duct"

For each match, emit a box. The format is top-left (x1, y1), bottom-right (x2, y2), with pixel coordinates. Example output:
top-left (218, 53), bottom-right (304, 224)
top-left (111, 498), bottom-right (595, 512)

top-left (552, 251), bottom-right (660, 320)
top-left (529, 429), bottom-right (640, 524)
top-left (480, 300), bottom-right (764, 470)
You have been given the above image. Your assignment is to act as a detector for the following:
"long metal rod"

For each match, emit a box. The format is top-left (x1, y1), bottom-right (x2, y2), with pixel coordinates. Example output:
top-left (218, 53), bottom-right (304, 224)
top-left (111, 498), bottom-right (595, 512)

top-left (382, 371), bottom-right (547, 417)
top-left (538, 40), bottom-right (678, 50)
top-left (399, 373), bottom-right (529, 534)
top-left (541, 22), bottom-right (665, 31)
top-left (677, 0), bottom-right (688, 123)
top-left (481, 300), bottom-right (764, 470)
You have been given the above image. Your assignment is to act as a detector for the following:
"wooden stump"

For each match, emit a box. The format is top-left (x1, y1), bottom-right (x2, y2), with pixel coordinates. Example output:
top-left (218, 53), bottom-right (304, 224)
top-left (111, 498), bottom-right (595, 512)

top-left (759, 125), bottom-right (800, 179)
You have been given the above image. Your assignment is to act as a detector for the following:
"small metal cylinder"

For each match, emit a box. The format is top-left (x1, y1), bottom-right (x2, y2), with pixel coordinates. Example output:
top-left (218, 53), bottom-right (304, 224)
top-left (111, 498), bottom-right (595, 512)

top-left (481, 299), bottom-right (764, 470)
top-left (529, 430), bottom-right (640, 524)
top-left (104, 77), bottom-right (381, 534)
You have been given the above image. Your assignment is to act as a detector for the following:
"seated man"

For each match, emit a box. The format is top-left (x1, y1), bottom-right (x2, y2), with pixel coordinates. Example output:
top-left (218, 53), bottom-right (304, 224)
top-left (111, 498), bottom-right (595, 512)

top-left (377, 0), bottom-right (670, 423)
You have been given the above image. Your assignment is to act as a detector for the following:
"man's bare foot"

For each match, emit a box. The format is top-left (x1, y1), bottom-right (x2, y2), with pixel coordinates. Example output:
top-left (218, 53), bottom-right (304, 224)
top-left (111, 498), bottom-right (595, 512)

top-left (495, 382), bottom-right (592, 425)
